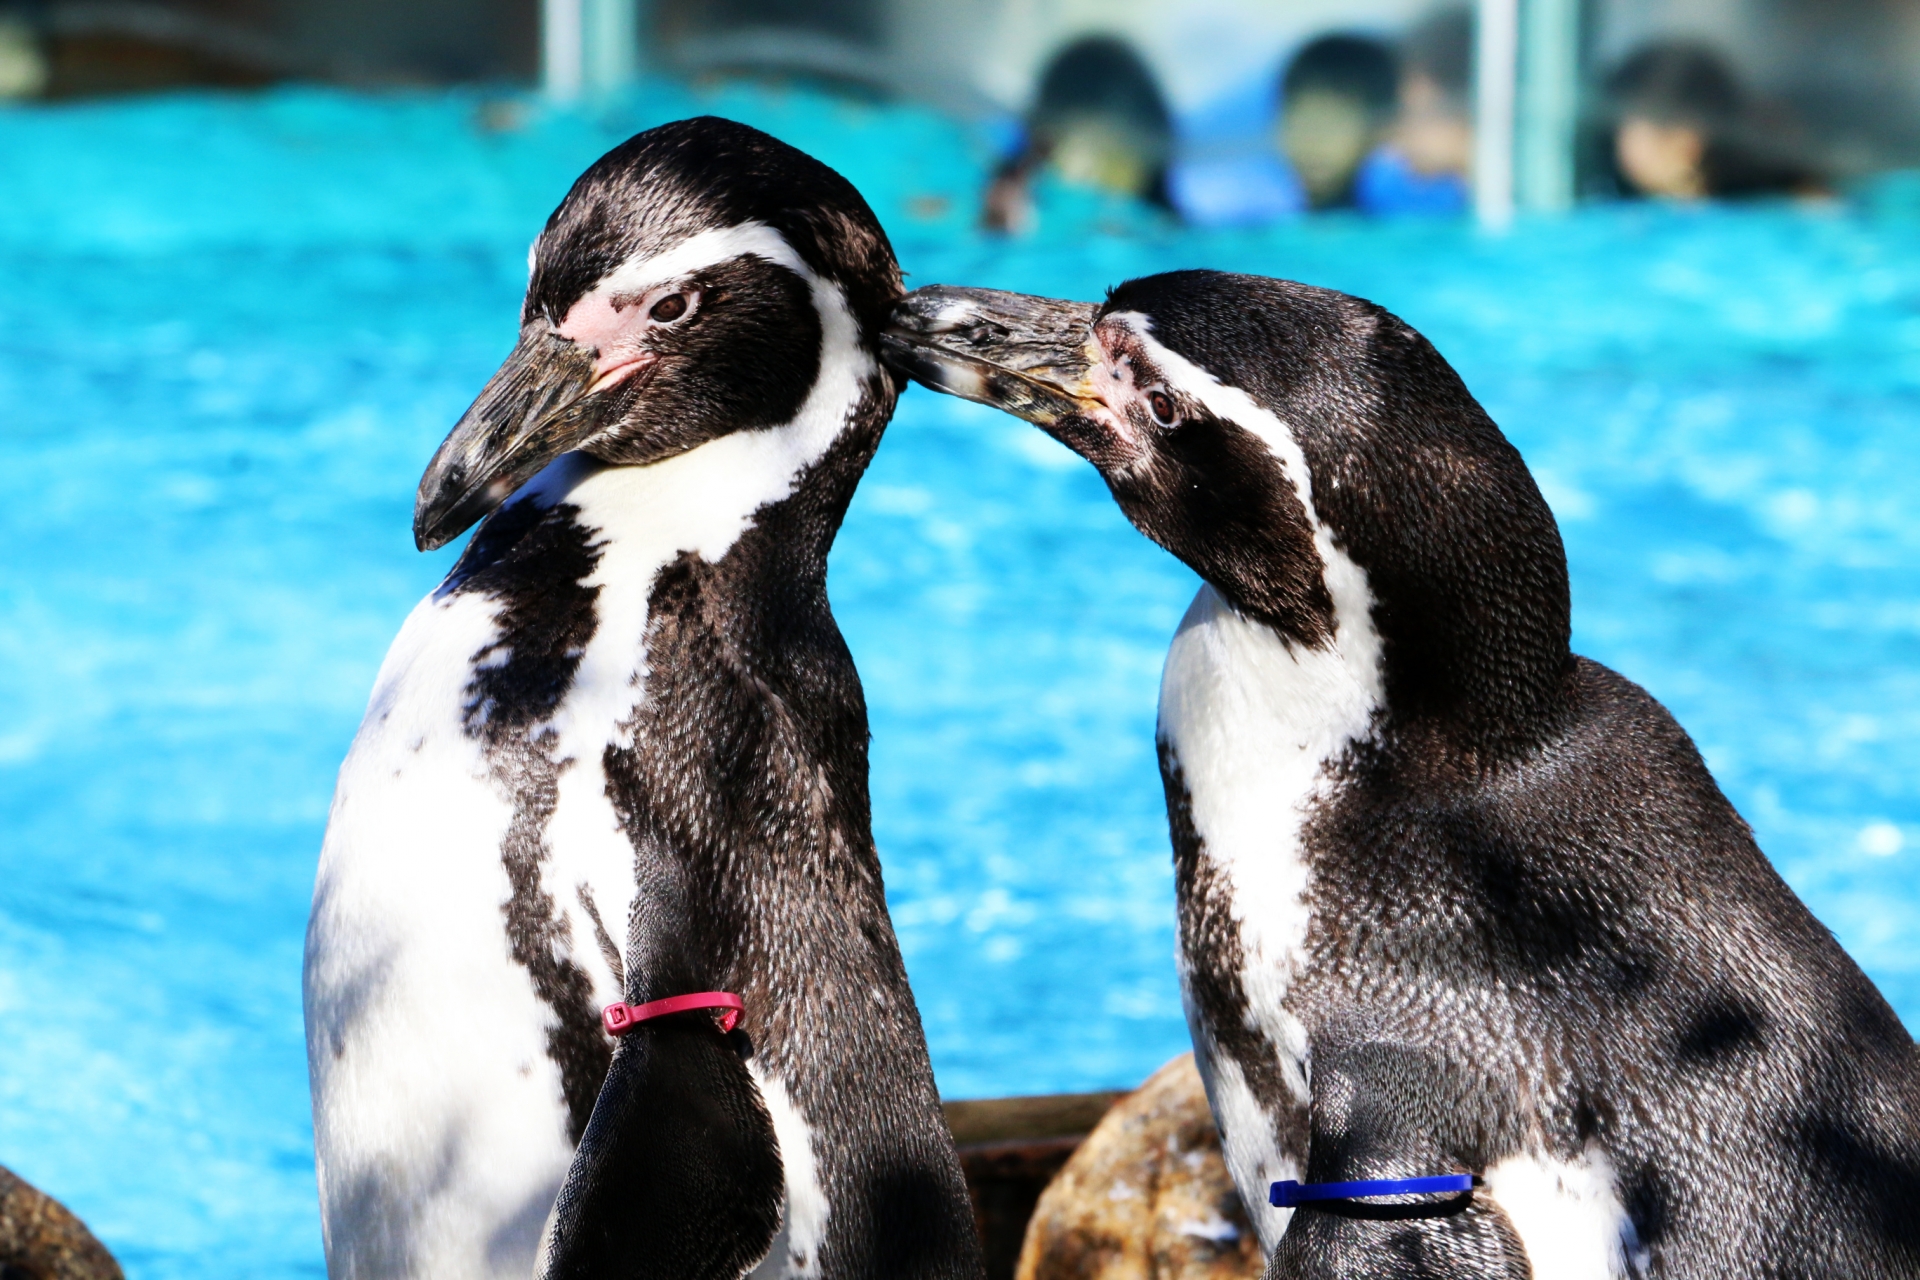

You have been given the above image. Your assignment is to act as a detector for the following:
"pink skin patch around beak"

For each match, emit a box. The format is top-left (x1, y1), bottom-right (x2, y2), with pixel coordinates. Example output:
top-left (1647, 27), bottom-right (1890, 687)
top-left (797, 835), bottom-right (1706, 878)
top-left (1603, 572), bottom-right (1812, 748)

top-left (556, 289), bottom-right (661, 394)
top-left (1082, 321), bottom-right (1151, 459)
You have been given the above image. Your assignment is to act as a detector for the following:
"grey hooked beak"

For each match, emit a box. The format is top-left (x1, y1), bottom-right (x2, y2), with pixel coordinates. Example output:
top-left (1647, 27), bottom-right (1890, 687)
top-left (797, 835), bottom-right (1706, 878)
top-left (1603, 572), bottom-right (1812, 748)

top-left (880, 285), bottom-right (1104, 427)
top-left (413, 325), bottom-right (608, 551)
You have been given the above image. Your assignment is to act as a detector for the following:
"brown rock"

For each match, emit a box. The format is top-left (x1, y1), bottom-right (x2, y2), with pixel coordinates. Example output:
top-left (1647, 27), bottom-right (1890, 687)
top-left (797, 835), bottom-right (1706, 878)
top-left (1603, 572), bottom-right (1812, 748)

top-left (946, 1089), bottom-right (1129, 1279)
top-left (1015, 1054), bottom-right (1264, 1280)
top-left (959, 1136), bottom-right (1086, 1280)
top-left (0, 1165), bottom-right (123, 1280)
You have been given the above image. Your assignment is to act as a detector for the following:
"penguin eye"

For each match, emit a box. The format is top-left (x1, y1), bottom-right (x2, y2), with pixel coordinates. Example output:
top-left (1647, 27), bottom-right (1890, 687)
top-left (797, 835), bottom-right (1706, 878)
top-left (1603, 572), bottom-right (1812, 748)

top-left (1146, 388), bottom-right (1178, 427)
top-left (649, 292), bottom-right (690, 323)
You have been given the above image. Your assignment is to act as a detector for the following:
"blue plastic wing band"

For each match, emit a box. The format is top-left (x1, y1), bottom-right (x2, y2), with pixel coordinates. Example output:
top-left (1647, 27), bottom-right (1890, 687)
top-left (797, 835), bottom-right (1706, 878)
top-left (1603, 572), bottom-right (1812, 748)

top-left (1269, 1174), bottom-right (1474, 1208)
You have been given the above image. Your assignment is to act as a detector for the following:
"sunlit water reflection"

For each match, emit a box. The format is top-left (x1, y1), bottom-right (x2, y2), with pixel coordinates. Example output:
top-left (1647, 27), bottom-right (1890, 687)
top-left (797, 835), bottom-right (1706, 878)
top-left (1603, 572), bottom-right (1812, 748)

top-left (1, 83), bottom-right (1916, 1276)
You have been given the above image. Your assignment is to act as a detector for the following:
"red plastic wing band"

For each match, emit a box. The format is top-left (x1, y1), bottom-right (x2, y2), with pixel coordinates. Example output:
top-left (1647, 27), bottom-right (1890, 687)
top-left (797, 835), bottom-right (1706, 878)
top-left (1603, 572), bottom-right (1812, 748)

top-left (601, 991), bottom-right (744, 1037)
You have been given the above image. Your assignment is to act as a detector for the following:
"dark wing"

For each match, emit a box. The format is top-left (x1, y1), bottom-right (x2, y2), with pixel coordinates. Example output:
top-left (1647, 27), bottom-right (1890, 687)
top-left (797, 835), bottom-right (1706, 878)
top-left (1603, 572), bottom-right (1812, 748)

top-left (1266, 1042), bottom-right (1533, 1280)
top-left (538, 1015), bottom-right (784, 1280)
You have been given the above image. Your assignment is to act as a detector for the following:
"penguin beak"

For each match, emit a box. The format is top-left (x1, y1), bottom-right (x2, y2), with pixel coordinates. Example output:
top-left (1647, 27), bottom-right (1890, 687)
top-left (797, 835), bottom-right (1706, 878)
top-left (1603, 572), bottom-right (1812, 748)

top-left (413, 325), bottom-right (608, 551)
top-left (881, 286), bottom-right (1104, 428)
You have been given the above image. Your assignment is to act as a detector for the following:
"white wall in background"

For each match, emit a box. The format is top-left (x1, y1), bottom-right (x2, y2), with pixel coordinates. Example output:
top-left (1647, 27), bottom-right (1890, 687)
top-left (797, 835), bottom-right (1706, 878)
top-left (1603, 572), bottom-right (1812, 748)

top-left (1588, 0), bottom-right (1745, 65)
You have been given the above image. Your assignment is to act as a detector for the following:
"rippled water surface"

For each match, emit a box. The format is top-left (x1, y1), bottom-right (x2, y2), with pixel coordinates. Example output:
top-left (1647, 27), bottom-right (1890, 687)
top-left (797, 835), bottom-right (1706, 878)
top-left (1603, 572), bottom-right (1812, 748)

top-left (2, 83), bottom-right (1918, 1277)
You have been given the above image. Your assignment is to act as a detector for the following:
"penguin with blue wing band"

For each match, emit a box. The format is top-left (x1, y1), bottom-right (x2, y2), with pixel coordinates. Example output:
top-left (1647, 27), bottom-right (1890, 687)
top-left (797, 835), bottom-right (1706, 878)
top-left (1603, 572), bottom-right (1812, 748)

top-left (884, 273), bottom-right (1920, 1280)
top-left (304, 119), bottom-right (983, 1280)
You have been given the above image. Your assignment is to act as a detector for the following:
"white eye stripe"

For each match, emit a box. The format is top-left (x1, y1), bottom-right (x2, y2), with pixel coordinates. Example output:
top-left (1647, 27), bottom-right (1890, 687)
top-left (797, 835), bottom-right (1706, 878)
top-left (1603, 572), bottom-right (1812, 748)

top-left (590, 221), bottom-right (814, 302)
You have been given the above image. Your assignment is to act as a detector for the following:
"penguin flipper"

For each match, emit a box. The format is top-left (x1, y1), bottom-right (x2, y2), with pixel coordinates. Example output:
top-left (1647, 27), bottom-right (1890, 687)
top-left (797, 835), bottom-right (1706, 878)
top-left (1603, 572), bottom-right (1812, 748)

top-left (538, 1017), bottom-right (785, 1280)
top-left (1266, 1193), bottom-right (1530, 1280)
top-left (1266, 1042), bottom-right (1532, 1280)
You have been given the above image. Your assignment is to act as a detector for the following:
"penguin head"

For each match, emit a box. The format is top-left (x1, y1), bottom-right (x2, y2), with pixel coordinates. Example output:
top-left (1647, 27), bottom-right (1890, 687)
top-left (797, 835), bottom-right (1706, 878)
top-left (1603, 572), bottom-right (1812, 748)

top-left (887, 270), bottom-right (1572, 747)
top-left (414, 116), bottom-right (902, 550)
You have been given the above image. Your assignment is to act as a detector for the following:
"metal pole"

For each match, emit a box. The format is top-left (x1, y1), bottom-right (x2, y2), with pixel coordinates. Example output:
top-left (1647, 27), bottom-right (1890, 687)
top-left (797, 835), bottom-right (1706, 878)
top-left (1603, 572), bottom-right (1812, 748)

top-left (584, 0), bottom-right (638, 94)
top-left (543, 0), bottom-right (585, 102)
top-left (545, 0), bottom-right (638, 99)
top-left (1474, 0), bottom-right (1518, 230)
top-left (1517, 0), bottom-right (1579, 211)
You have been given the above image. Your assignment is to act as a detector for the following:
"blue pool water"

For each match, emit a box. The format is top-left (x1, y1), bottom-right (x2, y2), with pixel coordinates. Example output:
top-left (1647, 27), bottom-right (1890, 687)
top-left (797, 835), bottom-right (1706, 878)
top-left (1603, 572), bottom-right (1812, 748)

top-left (2, 81), bottom-right (1918, 1276)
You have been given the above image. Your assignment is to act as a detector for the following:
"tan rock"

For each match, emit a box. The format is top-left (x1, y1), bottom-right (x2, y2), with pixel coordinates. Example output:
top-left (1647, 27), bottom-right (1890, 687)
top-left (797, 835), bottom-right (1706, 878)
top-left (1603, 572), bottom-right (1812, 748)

top-left (0, 1164), bottom-right (123, 1280)
top-left (1015, 1054), bottom-right (1264, 1280)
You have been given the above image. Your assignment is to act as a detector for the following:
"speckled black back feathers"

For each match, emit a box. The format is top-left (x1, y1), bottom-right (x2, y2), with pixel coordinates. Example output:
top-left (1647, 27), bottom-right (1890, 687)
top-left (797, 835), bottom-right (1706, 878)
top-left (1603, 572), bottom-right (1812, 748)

top-left (1108, 269), bottom-right (1920, 1280)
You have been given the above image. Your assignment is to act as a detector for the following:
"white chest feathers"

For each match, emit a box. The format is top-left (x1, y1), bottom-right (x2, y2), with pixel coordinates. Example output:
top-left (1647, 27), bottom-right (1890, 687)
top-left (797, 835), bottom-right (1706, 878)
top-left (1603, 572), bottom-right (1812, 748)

top-left (305, 295), bottom-right (877, 1279)
top-left (1146, 361), bottom-right (1388, 1028)
top-left (1487, 1147), bottom-right (1646, 1280)
top-left (1158, 579), bottom-right (1382, 997)
top-left (1158, 579), bottom-right (1384, 1253)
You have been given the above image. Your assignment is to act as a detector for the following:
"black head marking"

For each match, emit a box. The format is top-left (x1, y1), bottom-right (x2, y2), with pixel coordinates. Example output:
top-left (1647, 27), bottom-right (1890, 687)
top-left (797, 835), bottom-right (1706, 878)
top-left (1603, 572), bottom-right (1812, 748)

top-left (1079, 313), bottom-right (1335, 644)
top-left (417, 117), bottom-right (904, 549)
top-left (1104, 269), bottom-right (1573, 755)
top-left (884, 270), bottom-right (1571, 752)
top-left (529, 116), bottom-right (903, 337)
top-left (581, 252), bottom-right (824, 468)
top-left (530, 118), bottom-right (901, 472)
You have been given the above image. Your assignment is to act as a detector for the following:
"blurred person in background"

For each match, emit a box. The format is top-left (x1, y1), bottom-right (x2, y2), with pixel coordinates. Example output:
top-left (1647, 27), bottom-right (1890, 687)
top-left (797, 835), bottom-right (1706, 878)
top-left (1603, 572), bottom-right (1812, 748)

top-left (983, 35), bottom-right (1174, 234)
top-left (1605, 40), bottom-right (1823, 201)
top-left (1277, 33), bottom-right (1399, 210)
top-left (1172, 26), bottom-right (1467, 226)
top-left (0, 0), bottom-right (48, 98)
top-left (1353, 8), bottom-right (1473, 215)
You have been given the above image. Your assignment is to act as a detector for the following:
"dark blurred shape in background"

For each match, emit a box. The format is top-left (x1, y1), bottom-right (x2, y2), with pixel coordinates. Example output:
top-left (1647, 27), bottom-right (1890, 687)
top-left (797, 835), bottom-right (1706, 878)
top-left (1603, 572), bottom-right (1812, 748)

top-left (1592, 0), bottom-right (1920, 182)
top-left (1366, 8), bottom-right (1474, 213)
top-left (1603, 39), bottom-right (1822, 200)
top-left (1, 0), bottom-right (1919, 206)
top-left (1277, 34), bottom-right (1398, 210)
top-left (0, 0), bottom-right (536, 95)
top-left (982, 35), bottom-right (1173, 235)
